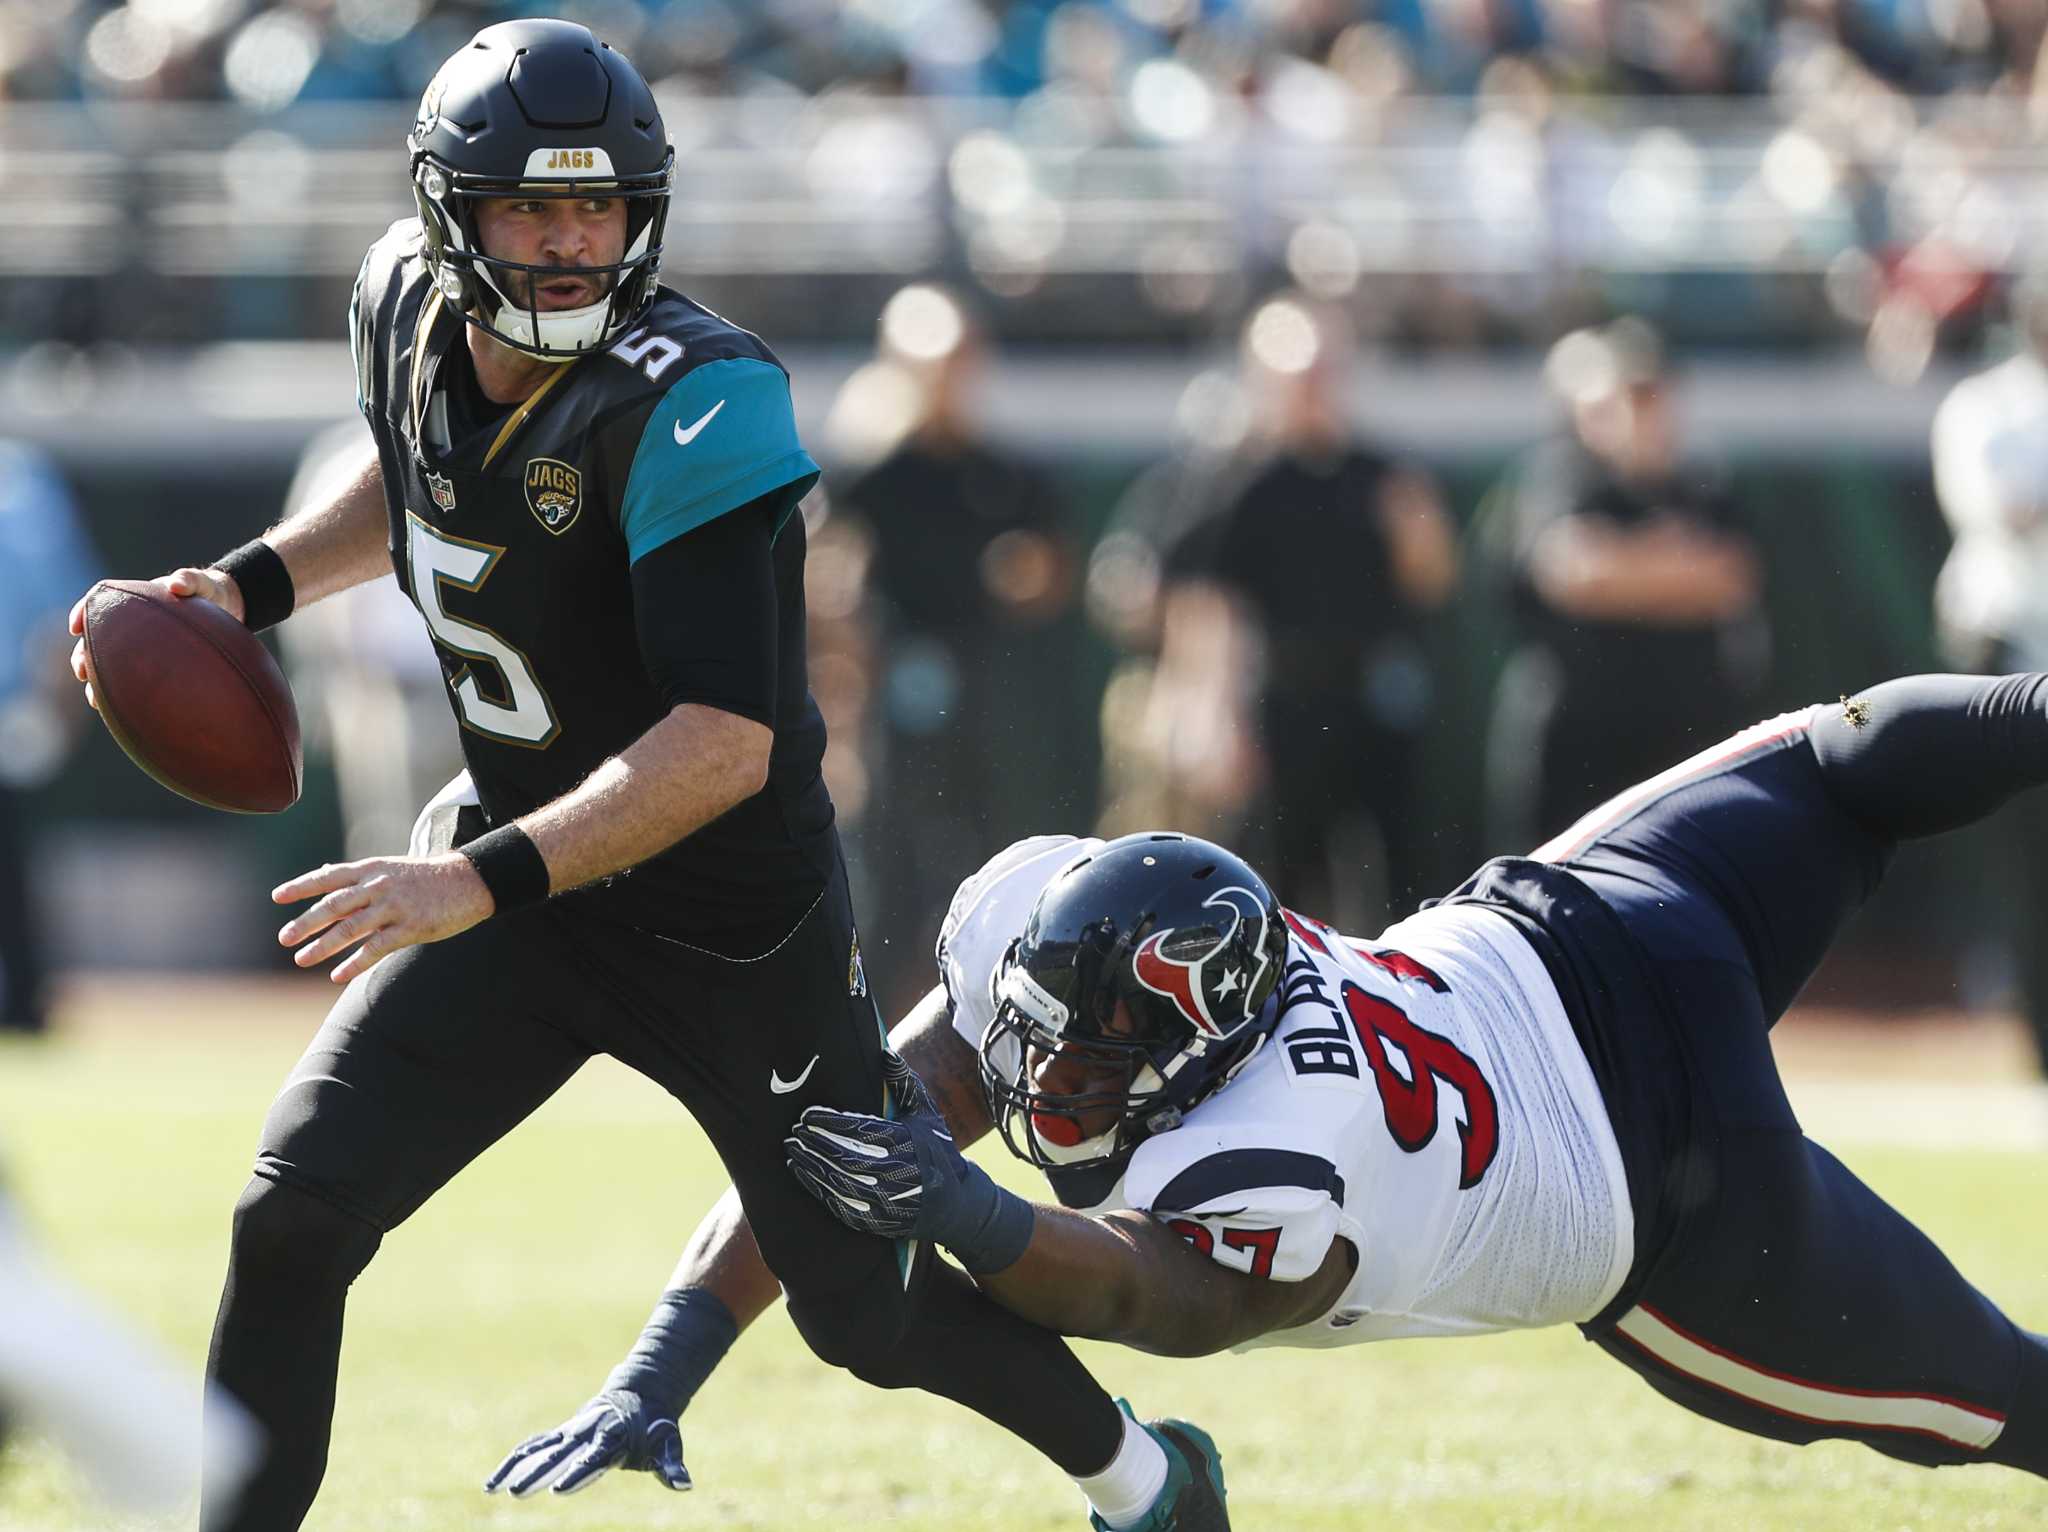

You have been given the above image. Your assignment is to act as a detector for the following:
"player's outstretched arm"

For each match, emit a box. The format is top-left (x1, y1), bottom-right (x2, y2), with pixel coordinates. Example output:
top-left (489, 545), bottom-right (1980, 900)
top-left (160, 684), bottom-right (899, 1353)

top-left (488, 989), bottom-right (988, 1497)
top-left (65, 434), bottom-right (392, 708)
top-left (787, 1077), bottom-right (1354, 1357)
top-left (975, 1207), bottom-right (1354, 1358)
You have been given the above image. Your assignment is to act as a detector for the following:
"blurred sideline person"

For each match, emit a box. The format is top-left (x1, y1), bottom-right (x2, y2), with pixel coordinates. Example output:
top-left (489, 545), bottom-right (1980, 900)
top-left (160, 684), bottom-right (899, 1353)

top-left (822, 283), bottom-right (1078, 1019)
top-left (1930, 275), bottom-right (2048, 1068)
top-left (1160, 292), bottom-right (1457, 929)
top-left (1485, 317), bottom-right (1765, 849)
top-left (0, 1181), bottom-right (260, 1524)
top-left (512, 674), bottom-right (2048, 1504)
top-left (0, 441), bottom-right (96, 1034)
top-left (1086, 370), bottom-right (1253, 842)
top-left (275, 420), bottom-right (465, 858)
top-left (66, 22), bottom-right (1180, 1532)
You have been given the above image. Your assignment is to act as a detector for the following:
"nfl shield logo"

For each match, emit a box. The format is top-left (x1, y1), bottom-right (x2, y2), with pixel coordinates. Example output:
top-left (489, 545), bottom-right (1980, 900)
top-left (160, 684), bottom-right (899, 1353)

top-left (426, 470), bottom-right (457, 512)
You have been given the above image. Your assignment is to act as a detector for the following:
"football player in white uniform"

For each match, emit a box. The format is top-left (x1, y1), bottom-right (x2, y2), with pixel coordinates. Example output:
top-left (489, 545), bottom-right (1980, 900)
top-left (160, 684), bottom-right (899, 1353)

top-left (492, 673), bottom-right (2048, 1522)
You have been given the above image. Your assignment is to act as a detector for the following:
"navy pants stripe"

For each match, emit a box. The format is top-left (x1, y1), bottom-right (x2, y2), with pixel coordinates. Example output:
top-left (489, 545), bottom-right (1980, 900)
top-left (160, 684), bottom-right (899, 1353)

top-left (1535, 691), bottom-right (2048, 1472)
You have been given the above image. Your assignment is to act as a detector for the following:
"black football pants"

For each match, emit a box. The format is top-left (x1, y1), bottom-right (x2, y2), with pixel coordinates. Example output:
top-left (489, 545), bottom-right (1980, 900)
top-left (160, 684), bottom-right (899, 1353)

top-left (1537, 674), bottom-right (2048, 1475)
top-left (204, 852), bottom-right (1121, 1530)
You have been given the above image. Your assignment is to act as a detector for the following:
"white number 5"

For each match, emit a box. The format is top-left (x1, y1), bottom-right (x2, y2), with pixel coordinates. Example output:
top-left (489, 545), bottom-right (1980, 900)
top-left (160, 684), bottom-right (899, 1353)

top-left (611, 326), bottom-right (683, 382)
top-left (407, 517), bottom-right (559, 747)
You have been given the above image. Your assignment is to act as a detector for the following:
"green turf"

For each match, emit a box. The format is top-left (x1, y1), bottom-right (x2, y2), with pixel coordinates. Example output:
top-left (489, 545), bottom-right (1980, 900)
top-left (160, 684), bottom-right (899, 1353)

top-left (2, 1020), bottom-right (2046, 1530)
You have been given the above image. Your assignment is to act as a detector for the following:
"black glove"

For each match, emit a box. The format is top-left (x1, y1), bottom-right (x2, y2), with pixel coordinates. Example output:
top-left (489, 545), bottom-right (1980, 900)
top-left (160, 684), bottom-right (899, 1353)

top-left (785, 1050), bottom-right (1034, 1273)
top-left (484, 1390), bottom-right (689, 1497)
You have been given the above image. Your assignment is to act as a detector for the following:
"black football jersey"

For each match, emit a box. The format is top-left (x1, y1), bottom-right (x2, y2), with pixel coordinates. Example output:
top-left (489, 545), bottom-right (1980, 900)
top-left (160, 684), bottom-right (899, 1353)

top-left (350, 218), bottom-right (833, 938)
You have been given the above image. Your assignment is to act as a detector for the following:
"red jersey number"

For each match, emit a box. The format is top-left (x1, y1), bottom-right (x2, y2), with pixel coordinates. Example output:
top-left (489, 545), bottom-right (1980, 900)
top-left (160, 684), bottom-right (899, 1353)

top-left (1167, 1218), bottom-right (1282, 1279)
top-left (1341, 981), bottom-right (1501, 1189)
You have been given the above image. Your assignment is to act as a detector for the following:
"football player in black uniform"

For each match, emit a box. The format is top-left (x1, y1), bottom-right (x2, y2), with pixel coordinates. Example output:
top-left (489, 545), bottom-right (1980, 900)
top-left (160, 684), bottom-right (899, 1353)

top-left (65, 19), bottom-right (1189, 1531)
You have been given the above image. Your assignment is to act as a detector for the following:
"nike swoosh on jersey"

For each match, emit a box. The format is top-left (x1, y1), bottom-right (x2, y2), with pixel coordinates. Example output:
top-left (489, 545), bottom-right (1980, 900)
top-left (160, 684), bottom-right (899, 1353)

top-left (672, 399), bottom-right (726, 445)
top-left (769, 1054), bottom-right (820, 1094)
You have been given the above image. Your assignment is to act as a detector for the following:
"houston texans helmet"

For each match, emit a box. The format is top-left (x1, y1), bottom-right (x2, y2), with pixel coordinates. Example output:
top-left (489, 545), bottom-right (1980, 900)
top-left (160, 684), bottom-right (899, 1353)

top-left (980, 832), bottom-right (1288, 1178)
top-left (408, 19), bottom-right (673, 358)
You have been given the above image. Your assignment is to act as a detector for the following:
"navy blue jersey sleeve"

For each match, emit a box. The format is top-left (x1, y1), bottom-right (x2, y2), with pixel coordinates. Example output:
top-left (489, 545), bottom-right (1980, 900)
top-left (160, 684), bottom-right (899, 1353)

top-left (618, 357), bottom-right (820, 564)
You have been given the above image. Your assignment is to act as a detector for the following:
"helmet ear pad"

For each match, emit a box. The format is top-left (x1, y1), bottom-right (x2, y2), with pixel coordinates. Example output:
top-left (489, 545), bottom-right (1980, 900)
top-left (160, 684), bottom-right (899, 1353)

top-left (410, 175), bottom-right (483, 315)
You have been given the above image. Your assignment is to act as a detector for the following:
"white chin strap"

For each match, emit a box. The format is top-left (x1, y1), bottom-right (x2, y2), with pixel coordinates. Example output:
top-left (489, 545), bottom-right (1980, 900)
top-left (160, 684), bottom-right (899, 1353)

top-left (482, 288), bottom-right (614, 356)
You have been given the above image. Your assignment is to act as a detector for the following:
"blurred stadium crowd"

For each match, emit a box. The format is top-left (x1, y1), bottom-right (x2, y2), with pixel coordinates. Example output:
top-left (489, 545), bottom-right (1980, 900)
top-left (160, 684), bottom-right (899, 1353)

top-left (2, 0), bottom-right (2047, 362)
top-left (12, 0), bottom-right (2048, 106)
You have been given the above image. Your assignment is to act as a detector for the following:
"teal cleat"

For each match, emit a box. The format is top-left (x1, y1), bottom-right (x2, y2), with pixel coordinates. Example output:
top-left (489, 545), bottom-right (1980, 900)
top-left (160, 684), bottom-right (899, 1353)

top-left (1088, 1403), bottom-right (1229, 1532)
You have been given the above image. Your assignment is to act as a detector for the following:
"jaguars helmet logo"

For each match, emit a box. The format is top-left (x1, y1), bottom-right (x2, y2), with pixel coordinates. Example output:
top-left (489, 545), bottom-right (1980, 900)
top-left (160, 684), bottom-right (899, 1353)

top-left (524, 457), bottom-right (582, 535)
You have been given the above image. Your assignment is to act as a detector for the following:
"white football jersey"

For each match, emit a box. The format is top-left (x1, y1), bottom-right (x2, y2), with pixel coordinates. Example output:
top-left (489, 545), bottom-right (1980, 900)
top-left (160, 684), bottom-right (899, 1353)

top-left (942, 837), bottom-right (1633, 1351)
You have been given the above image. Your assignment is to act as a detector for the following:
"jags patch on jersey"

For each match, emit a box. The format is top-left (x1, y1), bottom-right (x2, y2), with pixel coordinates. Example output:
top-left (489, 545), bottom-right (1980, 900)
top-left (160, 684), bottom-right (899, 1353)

top-left (524, 457), bottom-right (582, 534)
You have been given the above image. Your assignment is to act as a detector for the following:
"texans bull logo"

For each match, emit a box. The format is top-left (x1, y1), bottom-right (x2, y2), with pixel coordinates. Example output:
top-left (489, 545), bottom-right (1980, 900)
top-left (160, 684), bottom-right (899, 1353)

top-left (1131, 887), bottom-right (1274, 1040)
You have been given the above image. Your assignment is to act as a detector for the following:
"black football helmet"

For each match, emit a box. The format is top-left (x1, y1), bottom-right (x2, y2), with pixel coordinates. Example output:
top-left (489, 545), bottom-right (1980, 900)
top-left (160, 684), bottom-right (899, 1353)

top-left (408, 19), bottom-right (673, 358)
top-left (980, 832), bottom-right (1288, 1179)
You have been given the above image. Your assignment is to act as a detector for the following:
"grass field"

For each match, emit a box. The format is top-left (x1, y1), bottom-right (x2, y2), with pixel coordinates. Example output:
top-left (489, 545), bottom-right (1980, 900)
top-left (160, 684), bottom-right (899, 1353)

top-left (2, 980), bottom-right (2047, 1531)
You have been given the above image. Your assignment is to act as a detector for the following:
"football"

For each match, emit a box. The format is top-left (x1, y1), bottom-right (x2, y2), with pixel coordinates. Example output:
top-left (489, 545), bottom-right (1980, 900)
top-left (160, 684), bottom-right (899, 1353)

top-left (79, 579), bottom-right (303, 814)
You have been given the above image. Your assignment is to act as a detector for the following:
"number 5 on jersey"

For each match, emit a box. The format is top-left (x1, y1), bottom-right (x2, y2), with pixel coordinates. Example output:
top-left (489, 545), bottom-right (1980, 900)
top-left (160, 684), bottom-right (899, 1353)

top-left (407, 516), bottom-right (560, 747)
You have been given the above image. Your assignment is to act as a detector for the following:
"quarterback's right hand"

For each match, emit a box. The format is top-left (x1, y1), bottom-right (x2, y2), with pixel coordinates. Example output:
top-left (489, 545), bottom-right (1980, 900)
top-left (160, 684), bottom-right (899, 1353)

top-left (483, 1390), bottom-right (691, 1497)
top-left (66, 569), bottom-right (245, 711)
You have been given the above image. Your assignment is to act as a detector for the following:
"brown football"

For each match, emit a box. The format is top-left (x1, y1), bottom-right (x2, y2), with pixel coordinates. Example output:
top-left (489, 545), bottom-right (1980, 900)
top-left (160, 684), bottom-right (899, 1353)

top-left (80, 579), bottom-right (303, 814)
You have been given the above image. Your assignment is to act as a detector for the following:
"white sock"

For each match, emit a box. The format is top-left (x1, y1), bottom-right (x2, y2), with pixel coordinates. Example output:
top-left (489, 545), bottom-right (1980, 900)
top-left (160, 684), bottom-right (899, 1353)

top-left (1074, 1405), bottom-right (1170, 1529)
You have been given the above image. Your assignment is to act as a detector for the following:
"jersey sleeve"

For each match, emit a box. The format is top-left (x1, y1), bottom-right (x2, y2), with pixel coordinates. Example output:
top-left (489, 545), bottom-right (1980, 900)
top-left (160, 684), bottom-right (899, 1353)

top-left (617, 357), bottom-right (821, 564)
top-left (1124, 1133), bottom-right (1344, 1283)
top-left (937, 835), bottom-right (1095, 1051)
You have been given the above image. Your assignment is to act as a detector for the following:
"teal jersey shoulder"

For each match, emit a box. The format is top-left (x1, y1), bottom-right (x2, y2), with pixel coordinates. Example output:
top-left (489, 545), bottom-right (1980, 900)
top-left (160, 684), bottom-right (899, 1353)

top-left (613, 302), bottom-right (819, 563)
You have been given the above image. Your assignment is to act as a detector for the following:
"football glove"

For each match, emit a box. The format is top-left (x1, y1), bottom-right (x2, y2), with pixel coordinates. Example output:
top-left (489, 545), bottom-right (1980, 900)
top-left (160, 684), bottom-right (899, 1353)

top-left (785, 1050), bottom-right (1034, 1273)
top-left (483, 1390), bottom-right (689, 1497)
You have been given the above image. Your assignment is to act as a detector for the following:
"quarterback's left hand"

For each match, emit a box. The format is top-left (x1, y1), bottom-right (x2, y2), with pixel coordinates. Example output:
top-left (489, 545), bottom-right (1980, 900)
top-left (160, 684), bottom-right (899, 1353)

top-left (274, 853), bottom-right (494, 984)
top-left (786, 1052), bottom-right (1034, 1271)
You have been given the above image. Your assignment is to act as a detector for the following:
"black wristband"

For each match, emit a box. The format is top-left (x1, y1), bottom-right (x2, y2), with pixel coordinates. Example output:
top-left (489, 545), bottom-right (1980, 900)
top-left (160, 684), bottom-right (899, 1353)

top-left (215, 539), bottom-right (295, 632)
top-left (458, 823), bottom-right (552, 914)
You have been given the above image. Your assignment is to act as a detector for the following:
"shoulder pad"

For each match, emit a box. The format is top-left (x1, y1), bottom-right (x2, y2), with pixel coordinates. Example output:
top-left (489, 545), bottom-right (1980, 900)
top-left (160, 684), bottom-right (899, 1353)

top-left (351, 219), bottom-right (430, 422)
top-left (940, 836), bottom-right (1096, 1052)
top-left (597, 289), bottom-right (781, 398)
top-left (358, 218), bottom-right (425, 291)
top-left (1124, 1128), bottom-right (1343, 1283)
